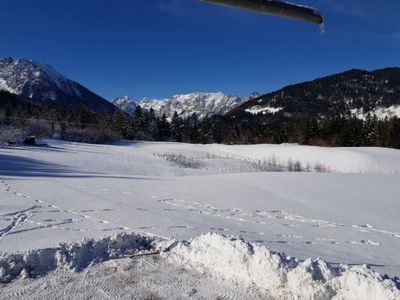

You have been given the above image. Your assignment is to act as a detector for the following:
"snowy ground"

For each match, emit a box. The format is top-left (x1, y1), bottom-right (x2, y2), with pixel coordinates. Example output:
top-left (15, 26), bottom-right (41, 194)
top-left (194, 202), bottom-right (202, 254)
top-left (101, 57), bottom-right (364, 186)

top-left (1, 140), bottom-right (400, 299)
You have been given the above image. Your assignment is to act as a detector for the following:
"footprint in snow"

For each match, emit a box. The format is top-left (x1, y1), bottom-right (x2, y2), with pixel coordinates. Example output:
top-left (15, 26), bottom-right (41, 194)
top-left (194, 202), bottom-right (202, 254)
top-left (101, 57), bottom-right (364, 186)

top-left (360, 224), bottom-right (374, 229)
top-left (74, 185), bottom-right (87, 189)
top-left (169, 225), bottom-right (194, 229)
top-left (351, 239), bottom-right (381, 246)
top-left (283, 223), bottom-right (300, 227)
top-left (210, 227), bottom-right (228, 232)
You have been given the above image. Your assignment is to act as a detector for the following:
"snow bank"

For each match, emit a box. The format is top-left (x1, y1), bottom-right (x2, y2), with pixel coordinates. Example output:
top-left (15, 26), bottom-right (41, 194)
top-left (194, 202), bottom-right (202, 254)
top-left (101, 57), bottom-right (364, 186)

top-left (1, 232), bottom-right (399, 299)
top-left (0, 233), bottom-right (157, 283)
top-left (211, 143), bottom-right (400, 174)
top-left (167, 233), bottom-right (400, 300)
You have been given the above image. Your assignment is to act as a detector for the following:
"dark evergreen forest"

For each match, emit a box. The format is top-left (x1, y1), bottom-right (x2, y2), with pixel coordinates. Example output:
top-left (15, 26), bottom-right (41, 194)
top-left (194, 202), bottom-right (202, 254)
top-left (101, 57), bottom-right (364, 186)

top-left (1, 91), bottom-right (399, 148)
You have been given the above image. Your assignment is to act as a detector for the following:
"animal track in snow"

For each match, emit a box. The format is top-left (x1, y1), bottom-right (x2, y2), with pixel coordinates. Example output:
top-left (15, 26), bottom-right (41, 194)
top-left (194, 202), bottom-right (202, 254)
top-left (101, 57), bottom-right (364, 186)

top-left (350, 239), bottom-right (381, 246)
top-left (0, 211), bottom-right (32, 238)
top-left (156, 197), bottom-right (400, 242)
top-left (0, 179), bottom-right (129, 235)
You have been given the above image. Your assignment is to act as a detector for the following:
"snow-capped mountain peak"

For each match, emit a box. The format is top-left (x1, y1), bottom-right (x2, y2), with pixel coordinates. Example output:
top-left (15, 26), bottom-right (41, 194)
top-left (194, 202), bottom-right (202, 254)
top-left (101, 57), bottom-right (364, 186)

top-left (111, 96), bottom-right (136, 114)
top-left (157, 92), bottom-right (242, 119)
top-left (0, 58), bottom-right (81, 100)
top-left (138, 97), bottom-right (168, 113)
top-left (243, 92), bottom-right (261, 102)
top-left (113, 92), bottom-right (260, 119)
top-left (112, 92), bottom-right (257, 119)
top-left (0, 57), bottom-right (115, 113)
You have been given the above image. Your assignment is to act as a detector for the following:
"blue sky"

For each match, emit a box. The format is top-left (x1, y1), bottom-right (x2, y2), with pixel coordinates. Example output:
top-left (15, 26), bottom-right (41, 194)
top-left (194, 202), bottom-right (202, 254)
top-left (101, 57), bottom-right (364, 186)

top-left (0, 0), bottom-right (399, 101)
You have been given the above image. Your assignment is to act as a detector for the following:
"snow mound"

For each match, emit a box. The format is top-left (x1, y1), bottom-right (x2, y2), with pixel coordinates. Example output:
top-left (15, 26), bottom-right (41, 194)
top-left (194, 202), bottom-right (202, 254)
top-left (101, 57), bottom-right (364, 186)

top-left (167, 233), bottom-right (400, 300)
top-left (0, 233), bottom-right (157, 283)
top-left (1, 232), bottom-right (399, 299)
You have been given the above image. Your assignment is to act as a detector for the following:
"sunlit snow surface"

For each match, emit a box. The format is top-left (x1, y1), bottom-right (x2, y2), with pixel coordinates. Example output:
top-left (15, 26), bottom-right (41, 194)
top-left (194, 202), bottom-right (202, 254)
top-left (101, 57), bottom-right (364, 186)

top-left (1, 140), bottom-right (400, 299)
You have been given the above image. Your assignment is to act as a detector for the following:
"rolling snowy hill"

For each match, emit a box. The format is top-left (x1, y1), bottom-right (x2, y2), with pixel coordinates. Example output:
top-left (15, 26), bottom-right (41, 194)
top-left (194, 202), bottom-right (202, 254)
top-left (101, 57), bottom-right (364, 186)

top-left (0, 58), bottom-right (116, 113)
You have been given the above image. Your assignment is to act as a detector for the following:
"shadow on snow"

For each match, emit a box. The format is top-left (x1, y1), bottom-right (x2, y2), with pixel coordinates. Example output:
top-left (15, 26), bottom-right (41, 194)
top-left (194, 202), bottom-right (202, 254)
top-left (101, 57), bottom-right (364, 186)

top-left (0, 154), bottom-right (156, 180)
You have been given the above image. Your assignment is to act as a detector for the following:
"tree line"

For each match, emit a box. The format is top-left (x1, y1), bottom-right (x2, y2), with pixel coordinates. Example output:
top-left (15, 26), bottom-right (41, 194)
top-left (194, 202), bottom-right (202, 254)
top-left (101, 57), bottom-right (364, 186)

top-left (108, 104), bottom-right (400, 149)
top-left (1, 90), bottom-right (399, 149)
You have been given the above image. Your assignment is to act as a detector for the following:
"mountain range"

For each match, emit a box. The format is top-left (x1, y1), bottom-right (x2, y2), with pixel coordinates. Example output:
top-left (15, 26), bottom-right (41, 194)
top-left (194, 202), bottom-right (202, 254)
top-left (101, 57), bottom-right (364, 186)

top-left (112, 92), bottom-right (260, 120)
top-left (1, 57), bottom-right (400, 122)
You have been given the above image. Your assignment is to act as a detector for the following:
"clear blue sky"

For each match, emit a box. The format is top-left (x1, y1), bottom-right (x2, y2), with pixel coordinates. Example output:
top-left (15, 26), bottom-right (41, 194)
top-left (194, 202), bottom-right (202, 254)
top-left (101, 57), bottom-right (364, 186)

top-left (1, 0), bottom-right (399, 101)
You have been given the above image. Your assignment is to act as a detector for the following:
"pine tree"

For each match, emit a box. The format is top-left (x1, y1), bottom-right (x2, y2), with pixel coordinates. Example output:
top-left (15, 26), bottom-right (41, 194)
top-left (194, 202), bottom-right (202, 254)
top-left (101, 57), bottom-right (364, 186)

top-left (4, 103), bottom-right (12, 125)
top-left (363, 113), bottom-right (376, 146)
top-left (112, 109), bottom-right (132, 139)
top-left (143, 108), bottom-right (159, 140)
top-left (132, 106), bottom-right (146, 139)
top-left (170, 111), bottom-right (182, 142)
top-left (301, 118), bottom-right (319, 145)
top-left (158, 114), bottom-right (171, 141)
top-left (76, 103), bottom-right (92, 129)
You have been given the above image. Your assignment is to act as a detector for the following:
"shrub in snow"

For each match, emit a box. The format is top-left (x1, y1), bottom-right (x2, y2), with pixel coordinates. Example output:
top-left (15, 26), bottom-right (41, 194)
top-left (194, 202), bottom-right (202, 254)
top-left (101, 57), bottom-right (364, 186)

top-left (0, 125), bottom-right (28, 145)
top-left (154, 152), bottom-right (205, 169)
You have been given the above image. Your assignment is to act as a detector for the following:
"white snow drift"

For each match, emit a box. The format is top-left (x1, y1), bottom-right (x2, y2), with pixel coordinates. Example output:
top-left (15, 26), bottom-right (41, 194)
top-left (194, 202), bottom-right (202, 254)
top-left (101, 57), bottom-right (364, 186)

top-left (168, 233), bottom-right (400, 300)
top-left (1, 232), bottom-right (399, 299)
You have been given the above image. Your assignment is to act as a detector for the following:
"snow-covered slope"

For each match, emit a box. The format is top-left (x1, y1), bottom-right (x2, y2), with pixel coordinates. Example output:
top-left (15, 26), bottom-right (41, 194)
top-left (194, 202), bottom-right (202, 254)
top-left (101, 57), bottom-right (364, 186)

top-left (351, 105), bottom-right (400, 120)
top-left (1, 140), bottom-right (399, 298)
top-left (111, 96), bottom-right (136, 114)
top-left (210, 143), bottom-right (400, 174)
top-left (0, 58), bottom-right (115, 113)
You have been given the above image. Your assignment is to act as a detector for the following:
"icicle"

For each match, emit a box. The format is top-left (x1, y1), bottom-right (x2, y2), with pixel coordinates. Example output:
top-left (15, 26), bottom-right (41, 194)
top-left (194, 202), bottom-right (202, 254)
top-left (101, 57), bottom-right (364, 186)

top-left (320, 22), bottom-right (325, 35)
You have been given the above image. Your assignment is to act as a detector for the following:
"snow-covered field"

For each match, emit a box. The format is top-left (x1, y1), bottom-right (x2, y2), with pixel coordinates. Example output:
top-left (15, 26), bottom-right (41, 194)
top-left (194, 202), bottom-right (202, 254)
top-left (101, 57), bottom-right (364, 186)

top-left (1, 140), bottom-right (400, 299)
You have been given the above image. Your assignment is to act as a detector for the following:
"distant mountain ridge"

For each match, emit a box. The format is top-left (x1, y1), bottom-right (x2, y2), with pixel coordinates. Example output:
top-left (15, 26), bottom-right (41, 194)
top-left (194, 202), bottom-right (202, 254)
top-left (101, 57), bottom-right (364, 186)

top-left (113, 92), bottom-right (260, 120)
top-left (111, 96), bottom-right (137, 115)
top-left (0, 58), bottom-right (115, 113)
